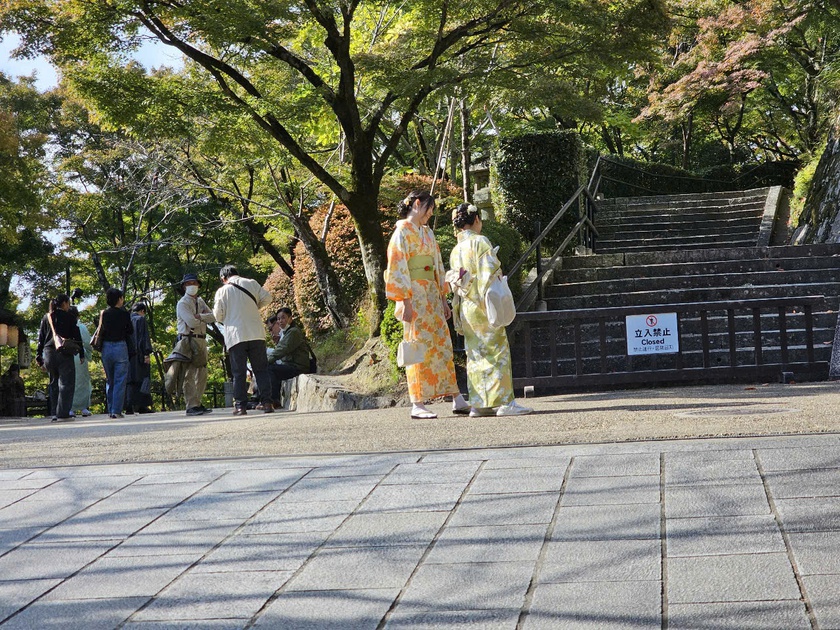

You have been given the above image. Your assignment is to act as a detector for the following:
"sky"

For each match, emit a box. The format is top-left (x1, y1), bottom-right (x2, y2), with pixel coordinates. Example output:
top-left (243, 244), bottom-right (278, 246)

top-left (1, 32), bottom-right (184, 91)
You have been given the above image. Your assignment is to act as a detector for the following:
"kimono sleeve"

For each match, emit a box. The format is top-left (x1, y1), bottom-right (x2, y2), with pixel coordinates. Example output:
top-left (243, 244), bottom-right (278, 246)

top-left (385, 225), bottom-right (413, 301)
top-left (474, 235), bottom-right (501, 298)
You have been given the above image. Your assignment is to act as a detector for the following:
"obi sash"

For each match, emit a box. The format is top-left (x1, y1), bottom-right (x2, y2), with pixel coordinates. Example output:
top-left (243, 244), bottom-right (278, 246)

top-left (407, 255), bottom-right (436, 281)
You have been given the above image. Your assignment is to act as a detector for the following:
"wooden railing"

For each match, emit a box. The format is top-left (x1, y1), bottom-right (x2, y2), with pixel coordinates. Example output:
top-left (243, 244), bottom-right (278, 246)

top-left (509, 296), bottom-right (827, 390)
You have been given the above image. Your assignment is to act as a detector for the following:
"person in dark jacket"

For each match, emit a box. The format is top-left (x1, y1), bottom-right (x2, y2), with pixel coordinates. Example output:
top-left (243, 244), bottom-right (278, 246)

top-left (126, 302), bottom-right (154, 414)
top-left (36, 293), bottom-right (84, 422)
top-left (266, 308), bottom-right (310, 406)
top-left (100, 287), bottom-right (135, 419)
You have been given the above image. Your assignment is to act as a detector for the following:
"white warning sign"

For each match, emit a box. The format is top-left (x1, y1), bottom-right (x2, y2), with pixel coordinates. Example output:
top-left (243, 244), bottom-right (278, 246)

top-left (626, 313), bottom-right (679, 356)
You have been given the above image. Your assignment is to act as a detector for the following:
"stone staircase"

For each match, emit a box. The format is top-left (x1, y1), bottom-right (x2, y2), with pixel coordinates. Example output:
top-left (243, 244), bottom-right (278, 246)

top-left (514, 188), bottom-right (840, 386)
top-left (595, 187), bottom-right (774, 253)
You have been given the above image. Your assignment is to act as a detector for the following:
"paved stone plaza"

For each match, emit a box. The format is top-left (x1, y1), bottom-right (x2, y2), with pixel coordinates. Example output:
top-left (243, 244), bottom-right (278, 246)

top-left (2, 424), bottom-right (840, 628)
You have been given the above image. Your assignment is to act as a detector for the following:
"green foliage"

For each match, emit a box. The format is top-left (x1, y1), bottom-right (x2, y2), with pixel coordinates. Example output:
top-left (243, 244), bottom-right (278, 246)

top-left (493, 130), bottom-right (586, 250)
top-left (379, 301), bottom-right (404, 373)
top-left (791, 149), bottom-right (825, 227)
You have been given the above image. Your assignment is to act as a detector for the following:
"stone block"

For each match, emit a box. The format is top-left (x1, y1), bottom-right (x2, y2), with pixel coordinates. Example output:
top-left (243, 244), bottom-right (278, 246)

top-left (326, 511), bottom-right (447, 548)
top-left (802, 575), bottom-right (840, 630)
top-left (666, 515), bottom-right (784, 556)
top-left (0, 578), bottom-right (61, 623)
top-left (255, 588), bottom-right (400, 629)
top-left (163, 491), bottom-right (278, 521)
top-left (776, 496), bottom-right (840, 532)
top-left (540, 538), bottom-right (660, 582)
top-left (286, 544), bottom-right (427, 591)
top-left (34, 507), bottom-right (169, 543)
top-left (524, 581), bottom-right (660, 629)
top-left (570, 453), bottom-right (660, 478)
top-left (667, 553), bottom-right (800, 603)
top-left (764, 468), bottom-right (840, 499)
top-left (240, 500), bottom-right (358, 535)
top-left (358, 484), bottom-right (466, 514)
top-left (109, 519), bottom-right (241, 557)
top-left (44, 553), bottom-right (202, 600)
top-left (787, 531), bottom-right (840, 575)
top-left (425, 524), bottom-right (546, 564)
top-left (0, 539), bottom-right (118, 580)
top-left (278, 475), bottom-right (382, 503)
top-left (561, 475), bottom-right (660, 506)
top-left (0, 596), bottom-right (148, 630)
top-left (202, 469), bottom-right (308, 493)
top-left (483, 457), bottom-right (571, 470)
top-left (397, 561), bottom-right (535, 611)
top-left (665, 458), bottom-right (761, 486)
top-left (668, 601), bottom-right (810, 629)
top-left (447, 492), bottom-right (558, 527)
top-left (757, 446), bottom-right (840, 472)
top-left (468, 468), bottom-right (565, 495)
top-left (382, 462), bottom-right (480, 485)
top-left (194, 532), bottom-right (326, 573)
top-left (133, 570), bottom-right (293, 621)
top-left (384, 608), bottom-right (519, 629)
top-left (552, 504), bottom-right (660, 541)
top-left (665, 484), bottom-right (769, 518)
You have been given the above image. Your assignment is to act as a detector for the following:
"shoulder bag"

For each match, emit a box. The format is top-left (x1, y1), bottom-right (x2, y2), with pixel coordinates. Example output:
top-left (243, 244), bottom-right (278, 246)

top-left (48, 312), bottom-right (82, 356)
top-left (90, 310), bottom-right (105, 352)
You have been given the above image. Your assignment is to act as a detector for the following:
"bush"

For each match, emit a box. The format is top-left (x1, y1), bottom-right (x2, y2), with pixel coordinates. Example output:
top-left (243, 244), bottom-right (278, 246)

top-left (493, 130), bottom-right (586, 250)
top-left (379, 301), bottom-right (404, 373)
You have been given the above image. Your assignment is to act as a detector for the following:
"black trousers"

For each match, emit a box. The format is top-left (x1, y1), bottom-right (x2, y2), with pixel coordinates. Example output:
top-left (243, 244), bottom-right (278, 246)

top-left (44, 346), bottom-right (76, 418)
top-left (269, 363), bottom-right (303, 402)
top-left (228, 339), bottom-right (271, 408)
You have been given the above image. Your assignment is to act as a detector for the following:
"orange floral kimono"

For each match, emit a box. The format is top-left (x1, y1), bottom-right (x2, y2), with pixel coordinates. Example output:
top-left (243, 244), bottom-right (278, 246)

top-left (385, 220), bottom-right (459, 403)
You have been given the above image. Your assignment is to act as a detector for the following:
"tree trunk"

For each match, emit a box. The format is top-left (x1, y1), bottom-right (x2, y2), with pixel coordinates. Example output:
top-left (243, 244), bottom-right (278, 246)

top-left (681, 114), bottom-right (693, 170)
top-left (288, 214), bottom-right (351, 329)
top-left (347, 192), bottom-right (388, 335)
top-left (460, 99), bottom-right (472, 202)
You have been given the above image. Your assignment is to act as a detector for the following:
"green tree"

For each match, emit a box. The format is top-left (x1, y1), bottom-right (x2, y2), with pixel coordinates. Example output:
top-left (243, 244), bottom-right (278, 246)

top-left (3, 0), bottom-right (668, 332)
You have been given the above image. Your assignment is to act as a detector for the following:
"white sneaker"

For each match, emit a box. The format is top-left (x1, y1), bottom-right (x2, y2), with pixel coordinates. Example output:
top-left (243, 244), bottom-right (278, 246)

top-left (81, 409), bottom-right (91, 417)
top-left (469, 407), bottom-right (496, 417)
top-left (496, 401), bottom-right (533, 416)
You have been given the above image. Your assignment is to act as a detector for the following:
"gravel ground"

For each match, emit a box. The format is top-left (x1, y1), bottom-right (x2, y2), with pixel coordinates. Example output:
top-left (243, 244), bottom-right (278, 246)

top-left (2, 382), bottom-right (839, 468)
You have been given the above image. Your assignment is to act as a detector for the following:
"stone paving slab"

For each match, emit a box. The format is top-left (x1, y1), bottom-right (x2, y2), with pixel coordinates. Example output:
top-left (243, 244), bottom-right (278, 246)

top-left (4, 431), bottom-right (840, 627)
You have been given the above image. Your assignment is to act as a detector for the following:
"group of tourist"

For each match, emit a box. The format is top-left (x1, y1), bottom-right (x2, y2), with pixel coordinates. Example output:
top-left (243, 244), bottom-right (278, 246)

top-left (34, 265), bottom-right (306, 422)
top-left (385, 191), bottom-right (532, 419)
top-left (34, 189), bottom-right (527, 423)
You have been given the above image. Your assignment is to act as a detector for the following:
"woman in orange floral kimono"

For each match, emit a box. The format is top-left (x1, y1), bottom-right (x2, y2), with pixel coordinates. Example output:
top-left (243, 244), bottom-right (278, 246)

top-left (385, 191), bottom-right (470, 419)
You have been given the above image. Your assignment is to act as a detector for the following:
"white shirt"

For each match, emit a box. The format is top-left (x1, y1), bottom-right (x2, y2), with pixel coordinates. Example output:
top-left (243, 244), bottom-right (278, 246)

top-left (213, 275), bottom-right (272, 348)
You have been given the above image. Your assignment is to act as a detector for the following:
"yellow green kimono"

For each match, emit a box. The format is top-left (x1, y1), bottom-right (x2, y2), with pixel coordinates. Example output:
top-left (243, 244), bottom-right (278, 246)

top-left (386, 220), bottom-right (459, 403)
top-left (450, 229), bottom-right (514, 409)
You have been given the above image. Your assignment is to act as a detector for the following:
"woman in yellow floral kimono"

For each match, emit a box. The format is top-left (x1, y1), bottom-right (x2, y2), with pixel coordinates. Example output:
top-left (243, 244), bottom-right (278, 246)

top-left (449, 203), bottom-right (532, 417)
top-left (386, 191), bottom-right (470, 419)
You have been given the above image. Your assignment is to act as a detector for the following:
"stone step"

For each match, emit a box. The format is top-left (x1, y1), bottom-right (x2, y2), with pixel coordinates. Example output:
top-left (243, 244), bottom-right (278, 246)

top-left (596, 232), bottom-right (758, 251)
top-left (556, 255), bottom-right (840, 284)
top-left (596, 215), bottom-right (761, 235)
top-left (597, 201), bottom-right (765, 220)
top-left (556, 244), bottom-right (840, 270)
top-left (548, 268), bottom-right (840, 298)
top-left (598, 187), bottom-right (771, 208)
top-left (543, 282), bottom-right (840, 310)
top-left (596, 239), bottom-right (759, 254)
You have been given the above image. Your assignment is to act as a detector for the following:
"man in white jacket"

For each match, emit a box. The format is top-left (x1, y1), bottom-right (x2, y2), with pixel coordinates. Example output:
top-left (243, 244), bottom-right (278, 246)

top-left (213, 265), bottom-right (274, 415)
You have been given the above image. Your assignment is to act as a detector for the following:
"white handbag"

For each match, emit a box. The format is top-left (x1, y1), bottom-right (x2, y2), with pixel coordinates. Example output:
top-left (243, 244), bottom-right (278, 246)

top-left (485, 273), bottom-right (516, 328)
top-left (397, 320), bottom-right (425, 367)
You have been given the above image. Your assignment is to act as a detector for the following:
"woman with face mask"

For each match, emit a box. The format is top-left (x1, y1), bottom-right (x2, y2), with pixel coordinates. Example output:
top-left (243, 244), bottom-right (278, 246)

top-left (176, 273), bottom-right (216, 416)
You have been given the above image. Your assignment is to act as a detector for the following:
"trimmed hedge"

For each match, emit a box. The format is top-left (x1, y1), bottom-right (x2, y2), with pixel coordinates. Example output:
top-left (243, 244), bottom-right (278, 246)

top-left (596, 155), bottom-right (799, 198)
top-left (493, 130), bottom-right (586, 250)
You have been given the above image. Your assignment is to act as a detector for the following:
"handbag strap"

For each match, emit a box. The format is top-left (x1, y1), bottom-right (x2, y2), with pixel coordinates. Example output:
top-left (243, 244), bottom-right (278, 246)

top-left (46, 310), bottom-right (59, 343)
top-left (97, 309), bottom-right (105, 328)
top-left (228, 280), bottom-right (258, 305)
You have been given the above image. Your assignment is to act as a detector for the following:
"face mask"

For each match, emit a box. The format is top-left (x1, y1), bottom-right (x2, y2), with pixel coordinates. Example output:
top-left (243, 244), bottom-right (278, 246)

top-left (185, 285), bottom-right (199, 296)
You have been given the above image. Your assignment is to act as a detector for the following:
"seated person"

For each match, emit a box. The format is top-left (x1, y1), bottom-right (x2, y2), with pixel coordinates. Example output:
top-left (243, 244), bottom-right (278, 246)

top-left (266, 308), bottom-right (310, 405)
